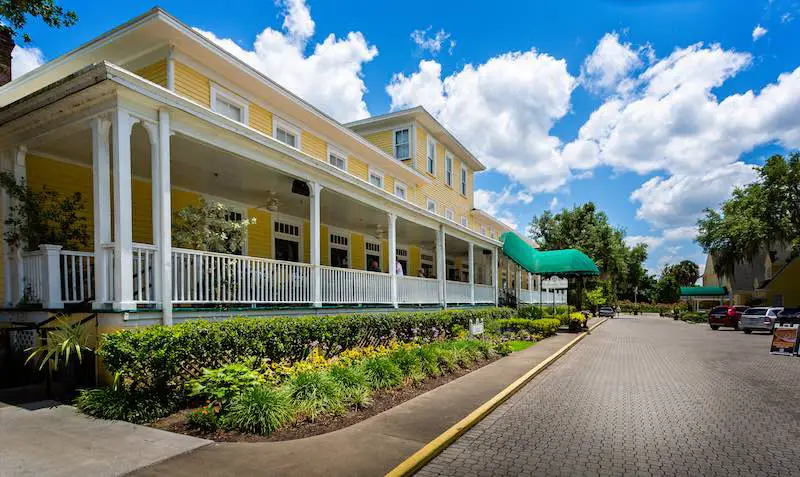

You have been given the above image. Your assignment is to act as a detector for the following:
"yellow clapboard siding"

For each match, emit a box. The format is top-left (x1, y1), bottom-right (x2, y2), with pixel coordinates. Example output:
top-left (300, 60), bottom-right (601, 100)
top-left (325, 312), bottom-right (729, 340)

top-left (347, 155), bottom-right (368, 181)
top-left (249, 104), bottom-right (273, 137)
top-left (415, 126), bottom-right (427, 171)
top-left (381, 239), bottom-right (389, 273)
top-left (301, 131), bottom-right (326, 161)
top-left (320, 225), bottom-right (330, 266)
top-left (414, 124), bottom-right (472, 224)
top-left (409, 246), bottom-right (421, 277)
top-left (351, 233), bottom-right (365, 270)
top-left (131, 179), bottom-right (153, 244)
top-left (384, 175), bottom-right (394, 195)
top-left (303, 220), bottom-right (310, 263)
top-left (247, 209), bottom-right (271, 258)
top-left (135, 59), bottom-right (167, 87)
top-left (363, 130), bottom-right (393, 156)
top-left (172, 189), bottom-right (202, 213)
top-left (174, 62), bottom-right (210, 107)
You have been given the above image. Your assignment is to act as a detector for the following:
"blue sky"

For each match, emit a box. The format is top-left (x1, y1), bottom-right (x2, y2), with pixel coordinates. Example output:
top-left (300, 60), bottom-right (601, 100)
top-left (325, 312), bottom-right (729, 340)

top-left (12, 0), bottom-right (800, 275)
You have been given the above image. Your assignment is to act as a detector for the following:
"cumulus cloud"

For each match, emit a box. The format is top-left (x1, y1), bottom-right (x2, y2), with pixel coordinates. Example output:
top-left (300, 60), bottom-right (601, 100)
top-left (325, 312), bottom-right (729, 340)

top-left (195, 0), bottom-right (377, 122)
top-left (624, 225), bottom-right (699, 252)
top-left (752, 24), bottom-right (768, 41)
top-left (549, 197), bottom-right (559, 212)
top-left (473, 186), bottom-right (534, 231)
top-left (387, 51), bottom-right (576, 193)
top-left (581, 32), bottom-right (643, 93)
top-left (11, 45), bottom-right (45, 79)
top-left (410, 27), bottom-right (455, 55)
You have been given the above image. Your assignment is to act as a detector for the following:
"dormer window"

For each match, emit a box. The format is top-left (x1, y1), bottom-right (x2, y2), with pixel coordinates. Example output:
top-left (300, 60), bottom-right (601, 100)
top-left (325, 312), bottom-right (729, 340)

top-left (394, 128), bottom-right (410, 160)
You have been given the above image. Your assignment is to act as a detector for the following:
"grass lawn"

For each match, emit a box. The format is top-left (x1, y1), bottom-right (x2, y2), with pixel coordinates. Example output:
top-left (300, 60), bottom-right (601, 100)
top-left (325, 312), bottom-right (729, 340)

top-left (508, 340), bottom-right (536, 352)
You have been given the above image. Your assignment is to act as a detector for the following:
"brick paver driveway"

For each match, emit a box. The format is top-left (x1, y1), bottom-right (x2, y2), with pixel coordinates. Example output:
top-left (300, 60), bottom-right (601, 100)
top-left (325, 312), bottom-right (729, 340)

top-left (418, 314), bottom-right (800, 477)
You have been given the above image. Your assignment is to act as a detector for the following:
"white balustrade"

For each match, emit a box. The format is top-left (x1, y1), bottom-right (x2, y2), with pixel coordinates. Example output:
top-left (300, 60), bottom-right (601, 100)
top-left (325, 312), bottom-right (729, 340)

top-left (20, 251), bottom-right (45, 303)
top-left (320, 266), bottom-right (392, 304)
top-left (60, 250), bottom-right (94, 303)
top-left (133, 243), bottom-right (157, 303)
top-left (474, 284), bottom-right (495, 303)
top-left (446, 280), bottom-right (471, 304)
top-left (398, 276), bottom-right (439, 304)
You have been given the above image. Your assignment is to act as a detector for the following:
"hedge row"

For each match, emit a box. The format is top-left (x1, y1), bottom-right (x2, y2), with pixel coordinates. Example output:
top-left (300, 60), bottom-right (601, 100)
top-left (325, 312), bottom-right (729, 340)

top-left (100, 307), bottom-right (514, 393)
top-left (489, 318), bottom-right (561, 337)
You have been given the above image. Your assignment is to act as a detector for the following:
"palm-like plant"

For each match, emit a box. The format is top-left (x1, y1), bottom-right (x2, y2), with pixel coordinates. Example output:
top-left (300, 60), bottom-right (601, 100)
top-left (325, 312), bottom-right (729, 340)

top-left (26, 315), bottom-right (92, 371)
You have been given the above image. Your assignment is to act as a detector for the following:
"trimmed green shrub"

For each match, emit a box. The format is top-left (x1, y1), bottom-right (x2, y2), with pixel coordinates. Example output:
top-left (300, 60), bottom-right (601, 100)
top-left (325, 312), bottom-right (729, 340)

top-left (285, 370), bottom-right (345, 420)
top-left (100, 307), bottom-right (514, 395)
top-left (187, 363), bottom-right (264, 406)
top-left (492, 318), bottom-right (561, 337)
top-left (390, 348), bottom-right (426, 383)
top-left (679, 311), bottom-right (707, 323)
top-left (224, 386), bottom-right (293, 435)
top-left (74, 387), bottom-right (177, 424)
top-left (518, 306), bottom-right (544, 320)
top-left (362, 356), bottom-right (404, 389)
top-left (414, 346), bottom-right (443, 378)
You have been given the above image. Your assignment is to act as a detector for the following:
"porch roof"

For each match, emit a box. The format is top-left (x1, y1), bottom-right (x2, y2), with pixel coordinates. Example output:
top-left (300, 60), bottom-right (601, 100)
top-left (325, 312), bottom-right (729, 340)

top-left (680, 286), bottom-right (728, 297)
top-left (500, 232), bottom-right (600, 277)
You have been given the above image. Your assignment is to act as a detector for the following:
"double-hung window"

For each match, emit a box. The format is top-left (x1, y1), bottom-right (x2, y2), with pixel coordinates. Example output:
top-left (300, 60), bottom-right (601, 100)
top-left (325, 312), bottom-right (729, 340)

top-left (211, 84), bottom-right (248, 124)
top-left (274, 118), bottom-right (300, 148)
top-left (394, 128), bottom-right (410, 160)
top-left (426, 199), bottom-right (436, 214)
top-left (445, 154), bottom-right (453, 187)
top-left (328, 146), bottom-right (347, 171)
top-left (480, 225), bottom-right (486, 236)
top-left (369, 167), bottom-right (384, 189)
top-left (460, 216), bottom-right (468, 227)
top-left (394, 181), bottom-right (408, 200)
top-left (426, 139), bottom-right (436, 175)
top-left (460, 166), bottom-right (468, 196)
top-left (445, 208), bottom-right (455, 221)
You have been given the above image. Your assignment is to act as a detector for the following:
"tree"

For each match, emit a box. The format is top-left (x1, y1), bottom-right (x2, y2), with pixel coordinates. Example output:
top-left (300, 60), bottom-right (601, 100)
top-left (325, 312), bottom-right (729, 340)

top-left (172, 199), bottom-right (256, 254)
top-left (697, 153), bottom-right (800, 279)
top-left (1, 0), bottom-right (77, 42)
top-left (655, 273), bottom-right (680, 304)
top-left (663, 260), bottom-right (700, 286)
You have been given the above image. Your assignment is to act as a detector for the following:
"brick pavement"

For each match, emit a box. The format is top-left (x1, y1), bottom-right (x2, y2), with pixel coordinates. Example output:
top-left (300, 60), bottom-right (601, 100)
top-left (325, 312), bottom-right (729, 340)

top-left (417, 315), bottom-right (800, 477)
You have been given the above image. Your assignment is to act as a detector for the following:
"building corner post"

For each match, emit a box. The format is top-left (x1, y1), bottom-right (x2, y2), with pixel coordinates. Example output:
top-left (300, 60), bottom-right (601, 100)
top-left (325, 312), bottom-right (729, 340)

top-left (158, 109), bottom-right (173, 325)
top-left (309, 181), bottom-right (322, 307)
top-left (111, 108), bottom-right (135, 311)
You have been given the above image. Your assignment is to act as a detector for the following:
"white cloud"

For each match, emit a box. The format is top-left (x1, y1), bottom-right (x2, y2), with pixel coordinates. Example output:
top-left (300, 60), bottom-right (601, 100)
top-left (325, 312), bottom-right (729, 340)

top-left (581, 32), bottom-right (643, 93)
top-left (410, 27), bottom-right (455, 55)
top-left (781, 13), bottom-right (794, 24)
top-left (752, 24), bottom-right (768, 41)
top-left (387, 51), bottom-right (576, 193)
top-left (624, 235), bottom-right (664, 250)
top-left (548, 197), bottom-right (559, 212)
top-left (195, 0), bottom-right (377, 122)
top-left (473, 186), bottom-right (534, 231)
top-left (11, 45), bottom-right (45, 79)
top-left (624, 225), bottom-right (698, 252)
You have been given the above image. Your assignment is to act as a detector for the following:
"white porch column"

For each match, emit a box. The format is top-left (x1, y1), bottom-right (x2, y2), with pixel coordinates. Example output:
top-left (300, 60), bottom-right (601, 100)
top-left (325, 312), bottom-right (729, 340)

top-left (112, 109), bottom-right (135, 310)
top-left (12, 146), bottom-right (26, 303)
top-left (166, 45), bottom-right (175, 91)
top-left (468, 242), bottom-right (475, 305)
top-left (388, 213), bottom-right (398, 308)
top-left (1, 150), bottom-right (12, 306)
top-left (516, 267), bottom-right (522, 309)
top-left (309, 181), bottom-right (322, 307)
top-left (91, 118), bottom-right (112, 308)
top-left (437, 226), bottom-right (446, 307)
top-left (39, 244), bottom-right (63, 309)
top-left (157, 109), bottom-right (173, 325)
top-left (491, 247), bottom-right (499, 306)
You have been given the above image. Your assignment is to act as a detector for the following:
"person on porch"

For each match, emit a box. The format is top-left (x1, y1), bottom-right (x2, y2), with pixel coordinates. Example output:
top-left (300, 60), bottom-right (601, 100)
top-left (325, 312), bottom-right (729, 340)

top-left (395, 261), bottom-right (404, 276)
top-left (368, 260), bottom-right (380, 272)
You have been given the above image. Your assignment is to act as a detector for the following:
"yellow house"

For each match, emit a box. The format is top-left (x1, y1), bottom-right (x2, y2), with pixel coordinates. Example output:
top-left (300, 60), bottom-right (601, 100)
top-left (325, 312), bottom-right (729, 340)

top-left (760, 258), bottom-right (800, 308)
top-left (0, 8), bottom-right (565, 328)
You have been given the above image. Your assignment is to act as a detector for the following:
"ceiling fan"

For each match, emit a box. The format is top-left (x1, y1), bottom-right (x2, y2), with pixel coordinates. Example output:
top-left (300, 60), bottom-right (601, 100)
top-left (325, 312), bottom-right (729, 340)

top-left (260, 191), bottom-right (280, 212)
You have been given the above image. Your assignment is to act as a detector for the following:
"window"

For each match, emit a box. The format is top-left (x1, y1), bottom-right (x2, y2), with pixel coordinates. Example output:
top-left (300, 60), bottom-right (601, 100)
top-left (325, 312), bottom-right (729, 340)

top-left (211, 84), bottom-right (248, 124)
top-left (396, 248), bottom-right (408, 275)
top-left (330, 232), bottom-right (349, 268)
top-left (460, 216), bottom-right (468, 227)
top-left (445, 154), bottom-right (453, 187)
top-left (393, 128), bottom-right (410, 159)
top-left (490, 228), bottom-right (496, 239)
top-left (480, 225), bottom-right (486, 236)
top-left (273, 118), bottom-right (300, 148)
top-left (427, 199), bottom-right (436, 213)
top-left (368, 168), bottom-right (384, 189)
top-left (445, 208), bottom-right (455, 221)
top-left (426, 138), bottom-right (436, 175)
top-left (394, 181), bottom-right (408, 200)
top-left (366, 241), bottom-right (381, 271)
top-left (328, 146), bottom-right (347, 171)
top-left (460, 166), bottom-right (468, 196)
top-left (274, 219), bottom-right (302, 262)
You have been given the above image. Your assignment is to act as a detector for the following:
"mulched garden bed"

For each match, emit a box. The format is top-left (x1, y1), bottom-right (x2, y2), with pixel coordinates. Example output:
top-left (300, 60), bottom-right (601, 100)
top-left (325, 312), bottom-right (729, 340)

top-left (149, 355), bottom-right (500, 442)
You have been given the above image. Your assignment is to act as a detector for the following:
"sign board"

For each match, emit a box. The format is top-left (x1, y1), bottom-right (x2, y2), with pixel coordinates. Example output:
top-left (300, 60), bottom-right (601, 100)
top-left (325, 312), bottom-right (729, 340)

top-left (770, 324), bottom-right (799, 356)
top-left (469, 319), bottom-right (484, 336)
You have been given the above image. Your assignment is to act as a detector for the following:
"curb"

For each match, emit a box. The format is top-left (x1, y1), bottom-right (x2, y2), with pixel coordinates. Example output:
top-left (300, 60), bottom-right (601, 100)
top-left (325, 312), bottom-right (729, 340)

top-left (385, 318), bottom-right (609, 477)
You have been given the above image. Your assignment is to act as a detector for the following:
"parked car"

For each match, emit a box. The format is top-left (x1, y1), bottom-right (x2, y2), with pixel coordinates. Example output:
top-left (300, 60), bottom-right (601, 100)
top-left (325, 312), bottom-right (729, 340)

top-left (707, 305), bottom-right (749, 330)
top-left (598, 306), bottom-right (616, 318)
top-left (739, 307), bottom-right (783, 334)
top-left (775, 308), bottom-right (800, 325)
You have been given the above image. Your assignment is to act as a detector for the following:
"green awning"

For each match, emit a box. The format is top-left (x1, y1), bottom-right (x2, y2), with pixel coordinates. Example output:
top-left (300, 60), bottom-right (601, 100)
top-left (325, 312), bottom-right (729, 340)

top-left (500, 232), bottom-right (600, 277)
top-left (680, 286), bottom-right (727, 297)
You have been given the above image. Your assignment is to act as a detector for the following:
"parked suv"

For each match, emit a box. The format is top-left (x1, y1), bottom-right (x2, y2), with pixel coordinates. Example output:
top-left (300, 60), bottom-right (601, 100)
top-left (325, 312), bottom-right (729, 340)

top-left (598, 306), bottom-right (616, 318)
top-left (739, 307), bottom-right (783, 334)
top-left (708, 305), bottom-right (749, 330)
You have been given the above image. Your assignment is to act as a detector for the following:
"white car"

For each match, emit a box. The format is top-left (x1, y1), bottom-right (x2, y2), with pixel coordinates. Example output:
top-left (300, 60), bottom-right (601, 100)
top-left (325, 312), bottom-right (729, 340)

top-left (740, 307), bottom-right (783, 334)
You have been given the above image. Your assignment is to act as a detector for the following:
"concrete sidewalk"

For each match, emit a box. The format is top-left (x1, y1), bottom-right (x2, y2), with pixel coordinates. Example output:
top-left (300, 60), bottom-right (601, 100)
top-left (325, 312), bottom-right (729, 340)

top-left (129, 328), bottom-right (596, 477)
top-left (0, 400), bottom-right (210, 477)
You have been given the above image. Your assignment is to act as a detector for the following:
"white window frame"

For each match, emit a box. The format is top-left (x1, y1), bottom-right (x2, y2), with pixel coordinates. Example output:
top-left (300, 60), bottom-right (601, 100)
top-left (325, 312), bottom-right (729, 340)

top-left (393, 127), bottom-right (411, 160)
top-left (460, 216), bottom-right (468, 227)
top-left (480, 224), bottom-right (486, 236)
top-left (210, 83), bottom-right (249, 124)
top-left (394, 180), bottom-right (408, 201)
top-left (460, 165), bottom-right (468, 196)
top-left (445, 153), bottom-right (453, 187)
top-left (490, 227), bottom-right (496, 239)
top-left (426, 198), bottom-right (436, 214)
top-left (368, 167), bottom-right (385, 189)
top-left (273, 117), bottom-right (302, 149)
top-left (327, 145), bottom-right (348, 171)
top-left (271, 213), bottom-right (304, 261)
top-left (328, 228), bottom-right (351, 268)
top-left (445, 208), bottom-right (455, 221)
top-left (364, 238), bottom-right (382, 271)
top-left (426, 137), bottom-right (437, 175)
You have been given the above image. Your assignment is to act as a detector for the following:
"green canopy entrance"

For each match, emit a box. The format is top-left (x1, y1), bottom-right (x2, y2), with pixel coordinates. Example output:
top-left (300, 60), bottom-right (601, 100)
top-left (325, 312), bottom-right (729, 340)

top-left (500, 232), bottom-right (600, 277)
top-left (680, 286), bottom-right (727, 297)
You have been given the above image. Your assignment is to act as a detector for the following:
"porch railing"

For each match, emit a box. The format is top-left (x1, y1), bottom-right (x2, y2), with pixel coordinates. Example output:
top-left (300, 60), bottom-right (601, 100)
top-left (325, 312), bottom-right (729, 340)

top-left (446, 280), bottom-right (471, 304)
top-left (519, 288), bottom-right (567, 305)
top-left (398, 275), bottom-right (439, 304)
top-left (60, 250), bottom-right (94, 303)
top-left (133, 243), bottom-right (156, 304)
top-left (20, 250), bottom-right (45, 304)
top-left (320, 266), bottom-right (391, 304)
top-left (474, 283), bottom-right (495, 303)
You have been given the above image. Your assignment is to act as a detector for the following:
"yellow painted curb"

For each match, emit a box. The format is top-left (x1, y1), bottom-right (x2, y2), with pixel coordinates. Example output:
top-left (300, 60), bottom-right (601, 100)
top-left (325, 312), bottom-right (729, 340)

top-left (385, 318), bottom-right (609, 477)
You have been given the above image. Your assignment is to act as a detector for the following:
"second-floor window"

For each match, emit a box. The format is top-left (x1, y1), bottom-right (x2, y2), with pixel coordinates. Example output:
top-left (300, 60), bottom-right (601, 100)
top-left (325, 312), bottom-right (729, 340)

top-left (427, 138), bottom-right (436, 175)
top-left (274, 119), bottom-right (300, 148)
top-left (328, 147), bottom-right (347, 171)
top-left (211, 85), bottom-right (248, 124)
top-left (460, 216), bottom-right (468, 227)
top-left (445, 155), bottom-right (453, 187)
top-left (480, 225), bottom-right (486, 236)
top-left (460, 166), bottom-right (468, 195)
top-left (445, 208), bottom-right (454, 221)
top-left (369, 168), bottom-right (384, 189)
top-left (394, 128), bottom-right (410, 160)
top-left (427, 199), bottom-right (436, 213)
top-left (394, 181), bottom-right (407, 200)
